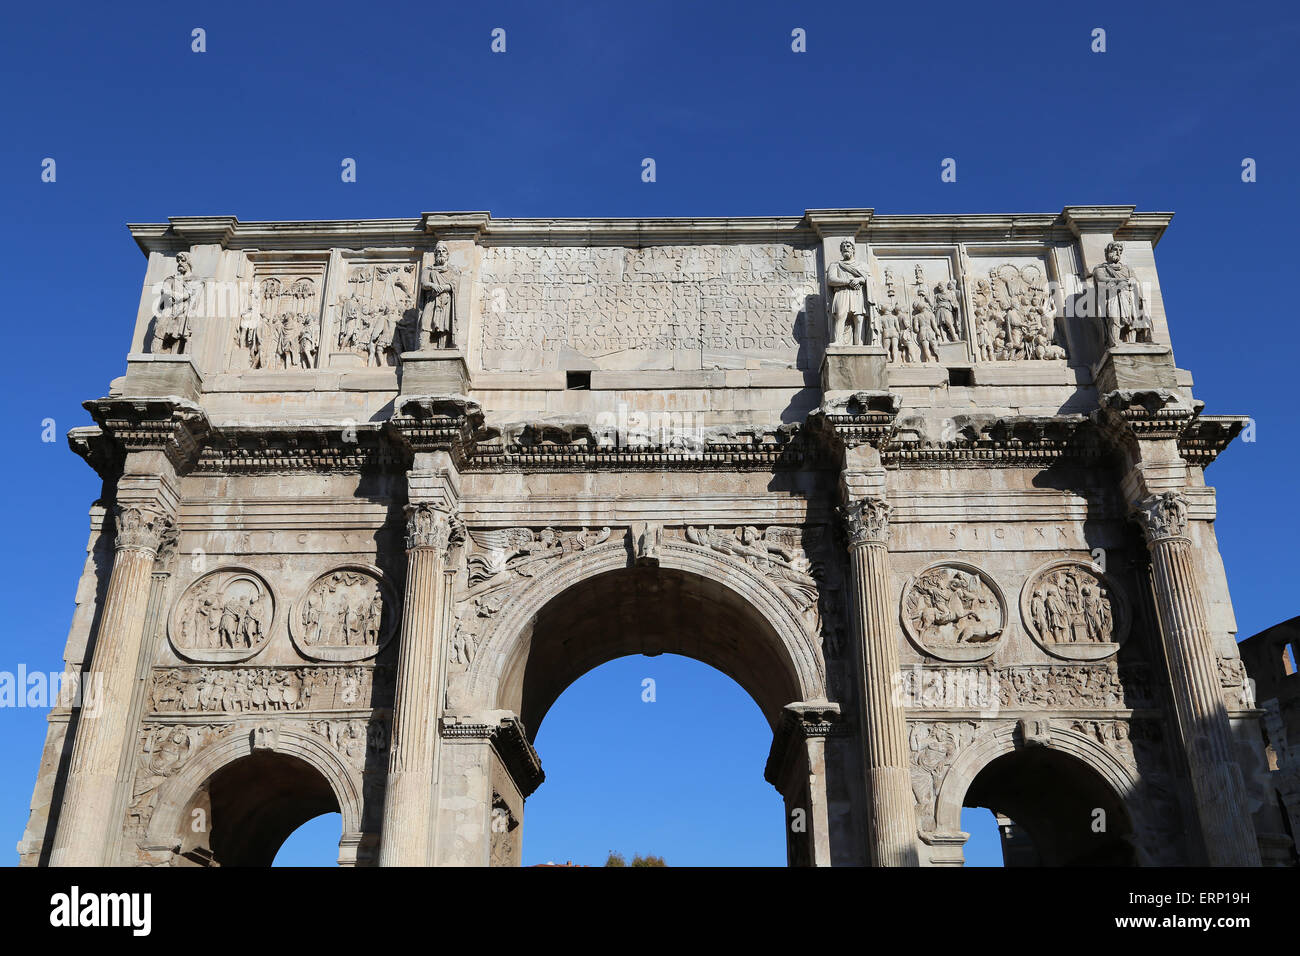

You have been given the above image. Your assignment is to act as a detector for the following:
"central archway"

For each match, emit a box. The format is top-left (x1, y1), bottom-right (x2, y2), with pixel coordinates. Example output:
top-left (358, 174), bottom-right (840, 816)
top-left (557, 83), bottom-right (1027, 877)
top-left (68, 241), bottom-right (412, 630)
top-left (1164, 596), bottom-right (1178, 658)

top-left (459, 539), bottom-right (833, 865)
top-left (507, 564), bottom-right (807, 735)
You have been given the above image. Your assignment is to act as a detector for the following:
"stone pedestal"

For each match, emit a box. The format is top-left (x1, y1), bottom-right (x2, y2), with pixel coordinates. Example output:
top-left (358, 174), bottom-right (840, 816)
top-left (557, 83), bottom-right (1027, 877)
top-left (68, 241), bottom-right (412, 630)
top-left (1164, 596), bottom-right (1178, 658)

top-left (843, 497), bottom-right (918, 866)
top-left (821, 345), bottom-right (888, 394)
top-left (1093, 344), bottom-right (1178, 394)
top-left (1136, 492), bottom-right (1261, 866)
top-left (399, 350), bottom-right (470, 395)
top-left (123, 354), bottom-right (204, 402)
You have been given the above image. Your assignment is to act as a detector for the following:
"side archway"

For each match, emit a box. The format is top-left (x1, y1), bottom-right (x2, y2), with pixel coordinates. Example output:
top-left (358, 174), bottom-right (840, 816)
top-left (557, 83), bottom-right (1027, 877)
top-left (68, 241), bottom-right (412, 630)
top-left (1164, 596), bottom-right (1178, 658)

top-left (145, 724), bottom-right (367, 866)
top-left (933, 725), bottom-right (1140, 866)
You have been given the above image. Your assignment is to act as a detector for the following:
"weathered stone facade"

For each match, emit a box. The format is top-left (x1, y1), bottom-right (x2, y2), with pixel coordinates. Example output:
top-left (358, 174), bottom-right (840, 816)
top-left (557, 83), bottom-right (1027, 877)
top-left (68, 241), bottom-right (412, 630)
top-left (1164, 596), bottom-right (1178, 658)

top-left (18, 206), bottom-right (1287, 866)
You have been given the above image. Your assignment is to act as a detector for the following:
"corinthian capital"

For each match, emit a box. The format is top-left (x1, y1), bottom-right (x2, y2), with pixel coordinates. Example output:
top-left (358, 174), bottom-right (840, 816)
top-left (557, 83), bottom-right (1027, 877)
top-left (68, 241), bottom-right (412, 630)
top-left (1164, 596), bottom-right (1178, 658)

top-left (113, 505), bottom-right (173, 553)
top-left (1134, 491), bottom-right (1189, 542)
top-left (405, 502), bottom-right (454, 552)
top-left (843, 496), bottom-right (891, 546)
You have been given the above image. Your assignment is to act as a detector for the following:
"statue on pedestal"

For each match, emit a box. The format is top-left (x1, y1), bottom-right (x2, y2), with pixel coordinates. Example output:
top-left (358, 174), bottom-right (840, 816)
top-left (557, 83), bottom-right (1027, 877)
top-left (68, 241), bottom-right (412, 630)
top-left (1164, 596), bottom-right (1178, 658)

top-left (1092, 241), bottom-right (1149, 348)
top-left (152, 252), bottom-right (201, 354)
top-left (826, 239), bottom-right (873, 346)
top-left (417, 241), bottom-right (459, 351)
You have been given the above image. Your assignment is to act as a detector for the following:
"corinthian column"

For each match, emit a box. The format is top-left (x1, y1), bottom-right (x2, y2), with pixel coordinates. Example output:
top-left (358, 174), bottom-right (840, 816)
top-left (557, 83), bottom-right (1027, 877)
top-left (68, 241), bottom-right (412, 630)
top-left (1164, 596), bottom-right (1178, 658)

top-left (1136, 491), bottom-right (1261, 866)
top-left (844, 497), bottom-right (918, 866)
top-left (50, 504), bottom-right (174, 867)
top-left (378, 501), bottom-right (455, 866)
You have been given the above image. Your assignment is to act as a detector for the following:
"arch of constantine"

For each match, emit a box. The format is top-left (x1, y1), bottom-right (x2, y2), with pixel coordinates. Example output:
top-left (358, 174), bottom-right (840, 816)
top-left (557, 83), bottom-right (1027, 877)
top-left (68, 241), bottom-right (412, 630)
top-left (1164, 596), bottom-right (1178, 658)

top-left (18, 206), bottom-right (1291, 866)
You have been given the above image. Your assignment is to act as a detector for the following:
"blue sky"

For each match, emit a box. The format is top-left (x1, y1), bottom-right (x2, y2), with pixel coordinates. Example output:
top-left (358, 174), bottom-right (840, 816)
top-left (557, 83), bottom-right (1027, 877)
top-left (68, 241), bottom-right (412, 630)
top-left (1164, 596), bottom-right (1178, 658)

top-left (3, 0), bottom-right (1298, 866)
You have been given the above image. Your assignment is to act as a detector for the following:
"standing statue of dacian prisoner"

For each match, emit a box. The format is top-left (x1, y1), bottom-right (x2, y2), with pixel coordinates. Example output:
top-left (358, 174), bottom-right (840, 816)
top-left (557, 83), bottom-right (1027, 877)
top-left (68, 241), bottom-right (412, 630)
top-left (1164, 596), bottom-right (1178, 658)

top-left (151, 251), bottom-right (202, 354)
top-left (826, 239), bottom-right (874, 346)
top-left (417, 241), bottom-right (459, 351)
top-left (1091, 240), bottom-right (1149, 348)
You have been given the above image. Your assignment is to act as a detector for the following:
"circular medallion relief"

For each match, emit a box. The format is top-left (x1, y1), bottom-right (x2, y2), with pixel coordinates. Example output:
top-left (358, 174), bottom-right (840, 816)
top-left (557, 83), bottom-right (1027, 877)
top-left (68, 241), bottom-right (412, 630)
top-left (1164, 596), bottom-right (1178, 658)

top-left (290, 565), bottom-right (398, 662)
top-left (900, 562), bottom-right (1006, 661)
top-left (1020, 560), bottom-right (1129, 661)
top-left (169, 567), bottom-right (275, 663)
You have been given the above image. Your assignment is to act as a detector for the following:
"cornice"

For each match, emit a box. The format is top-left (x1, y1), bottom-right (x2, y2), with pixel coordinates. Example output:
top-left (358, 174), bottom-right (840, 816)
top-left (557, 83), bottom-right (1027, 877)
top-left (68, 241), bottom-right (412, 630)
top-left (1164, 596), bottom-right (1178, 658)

top-left (764, 701), bottom-right (847, 787)
top-left (126, 207), bottom-right (1173, 254)
top-left (1178, 415), bottom-right (1249, 468)
top-left (441, 715), bottom-right (545, 798)
top-left (884, 415), bottom-right (1110, 469)
top-left (82, 396), bottom-right (211, 473)
top-left (68, 425), bottom-right (123, 482)
top-left (193, 423), bottom-right (405, 474)
top-left (385, 395), bottom-right (487, 465)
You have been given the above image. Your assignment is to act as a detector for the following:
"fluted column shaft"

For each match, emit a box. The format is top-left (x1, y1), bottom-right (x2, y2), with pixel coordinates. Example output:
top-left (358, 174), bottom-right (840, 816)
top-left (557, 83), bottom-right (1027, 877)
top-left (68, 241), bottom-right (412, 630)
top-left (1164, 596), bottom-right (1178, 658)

top-left (50, 506), bottom-right (172, 866)
top-left (1139, 492), bottom-right (1260, 866)
top-left (845, 498), bottom-right (918, 866)
top-left (378, 503), bottom-right (453, 866)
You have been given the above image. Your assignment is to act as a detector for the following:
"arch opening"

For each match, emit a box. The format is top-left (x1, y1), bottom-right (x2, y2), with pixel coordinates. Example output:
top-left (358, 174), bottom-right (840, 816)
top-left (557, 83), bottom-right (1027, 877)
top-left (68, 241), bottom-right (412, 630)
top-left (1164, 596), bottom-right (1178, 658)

top-left (961, 747), bottom-right (1136, 866)
top-left (185, 752), bottom-right (343, 867)
top-left (487, 561), bottom-right (819, 866)
top-left (500, 564), bottom-right (807, 738)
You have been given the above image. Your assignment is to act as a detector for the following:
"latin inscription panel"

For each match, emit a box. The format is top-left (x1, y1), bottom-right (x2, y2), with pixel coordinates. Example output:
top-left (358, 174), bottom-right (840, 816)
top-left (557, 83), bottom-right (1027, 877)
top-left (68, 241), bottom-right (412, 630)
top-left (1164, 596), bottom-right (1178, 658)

top-left (476, 244), bottom-right (823, 371)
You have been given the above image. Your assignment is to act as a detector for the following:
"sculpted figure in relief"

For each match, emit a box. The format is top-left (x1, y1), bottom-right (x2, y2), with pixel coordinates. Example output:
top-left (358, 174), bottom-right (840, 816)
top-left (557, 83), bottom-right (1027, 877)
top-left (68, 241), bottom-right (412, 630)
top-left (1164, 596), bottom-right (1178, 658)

top-left (904, 567), bottom-right (1002, 647)
top-left (826, 239), bottom-right (872, 346)
top-left (418, 241), bottom-right (458, 351)
top-left (152, 252), bottom-right (201, 354)
top-left (1092, 241), bottom-right (1149, 348)
top-left (874, 269), bottom-right (903, 362)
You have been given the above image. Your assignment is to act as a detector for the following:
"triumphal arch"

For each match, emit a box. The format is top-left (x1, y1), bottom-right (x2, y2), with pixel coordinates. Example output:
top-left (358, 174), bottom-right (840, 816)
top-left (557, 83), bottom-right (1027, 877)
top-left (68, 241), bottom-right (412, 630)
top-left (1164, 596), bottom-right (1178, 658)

top-left (19, 206), bottom-right (1291, 866)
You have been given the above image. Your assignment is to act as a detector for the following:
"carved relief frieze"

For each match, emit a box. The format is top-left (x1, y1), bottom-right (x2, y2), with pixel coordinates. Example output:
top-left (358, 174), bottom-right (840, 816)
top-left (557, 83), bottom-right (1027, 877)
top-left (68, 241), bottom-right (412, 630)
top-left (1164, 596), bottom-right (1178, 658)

top-left (1021, 560), bottom-right (1129, 661)
top-left (970, 261), bottom-right (1066, 362)
top-left (235, 275), bottom-right (322, 370)
top-left (148, 665), bottom-right (393, 714)
top-left (901, 562), bottom-right (1006, 662)
top-left (873, 262), bottom-right (967, 364)
top-left (898, 661), bottom-right (1151, 713)
top-left (290, 566), bottom-right (399, 663)
top-left (168, 567), bottom-right (276, 663)
top-left (335, 261), bottom-right (416, 366)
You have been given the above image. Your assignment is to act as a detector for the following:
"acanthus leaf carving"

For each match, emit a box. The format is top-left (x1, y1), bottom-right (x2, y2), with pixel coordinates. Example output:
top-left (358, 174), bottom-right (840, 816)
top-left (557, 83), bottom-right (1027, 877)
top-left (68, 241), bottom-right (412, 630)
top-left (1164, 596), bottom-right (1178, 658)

top-left (115, 505), bottom-right (172, 553)
top-left (842, 496), bottom-right (890, 546)
top-left (1134, 491), bottom-right (1189, 542)
top-left (405, 502), bottom-right (453, 553)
